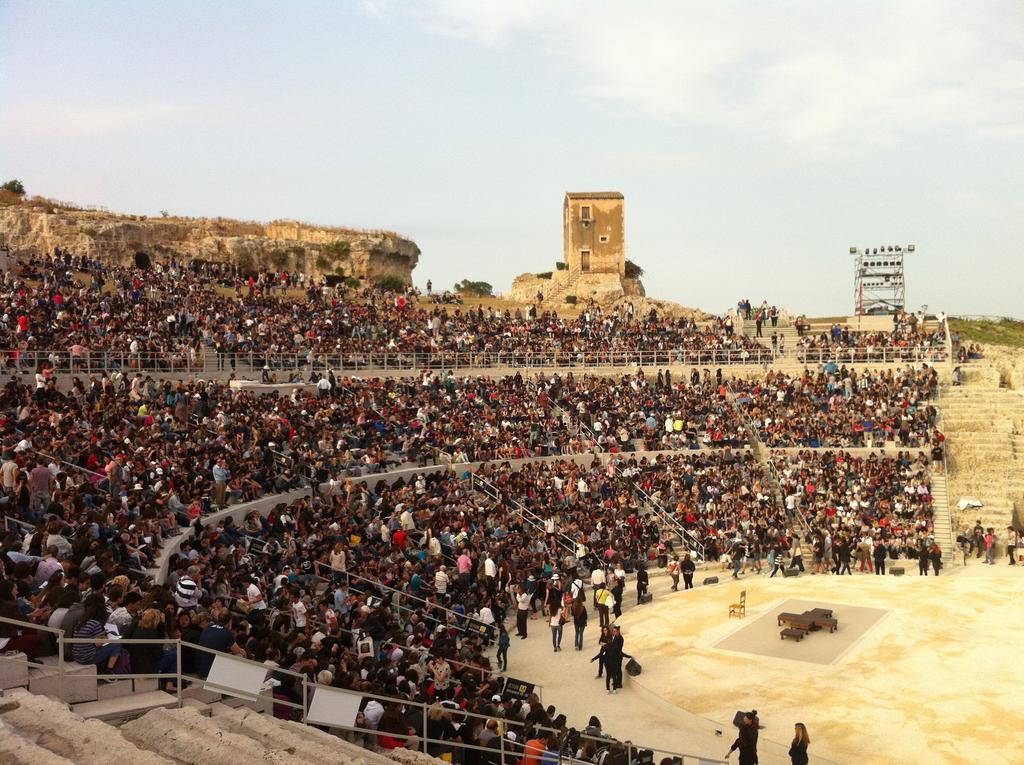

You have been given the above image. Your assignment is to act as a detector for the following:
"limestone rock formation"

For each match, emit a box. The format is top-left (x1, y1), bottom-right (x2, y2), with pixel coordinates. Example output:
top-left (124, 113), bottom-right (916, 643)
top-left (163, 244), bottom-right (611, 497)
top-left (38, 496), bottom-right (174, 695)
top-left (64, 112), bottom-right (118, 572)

top-left (507, 268), bottom-right (645, 306)
top-left (0, 201), bottom-right (419, 284)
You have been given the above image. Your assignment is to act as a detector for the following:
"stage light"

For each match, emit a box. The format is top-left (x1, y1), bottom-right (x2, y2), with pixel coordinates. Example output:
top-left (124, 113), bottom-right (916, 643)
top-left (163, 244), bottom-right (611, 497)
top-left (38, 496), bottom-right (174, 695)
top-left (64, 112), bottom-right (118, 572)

top-left (907, 244), bottom-right (916, 252)
top-left (849, 247), bottom-right (858, 254)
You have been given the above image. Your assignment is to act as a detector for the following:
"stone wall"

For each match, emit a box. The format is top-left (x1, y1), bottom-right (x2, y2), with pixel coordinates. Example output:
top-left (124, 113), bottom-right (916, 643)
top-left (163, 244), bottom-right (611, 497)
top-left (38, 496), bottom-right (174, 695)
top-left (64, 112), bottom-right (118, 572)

top-left (0, 203), bottom-right (419, 284)
top-left (508, 268), bottom-right (645, 305)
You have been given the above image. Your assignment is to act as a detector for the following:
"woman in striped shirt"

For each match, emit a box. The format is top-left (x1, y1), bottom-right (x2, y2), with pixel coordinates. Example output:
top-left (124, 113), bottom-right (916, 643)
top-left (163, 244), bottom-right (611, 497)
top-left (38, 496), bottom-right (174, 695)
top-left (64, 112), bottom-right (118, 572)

top-left (72, 594), bottom-right (123, 672)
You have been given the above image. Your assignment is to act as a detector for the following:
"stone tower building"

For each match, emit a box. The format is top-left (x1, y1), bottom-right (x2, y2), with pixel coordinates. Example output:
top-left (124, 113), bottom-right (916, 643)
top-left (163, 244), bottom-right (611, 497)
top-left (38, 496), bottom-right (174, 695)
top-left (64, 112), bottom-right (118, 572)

top-left (563, 192), bottom-right (625, 277)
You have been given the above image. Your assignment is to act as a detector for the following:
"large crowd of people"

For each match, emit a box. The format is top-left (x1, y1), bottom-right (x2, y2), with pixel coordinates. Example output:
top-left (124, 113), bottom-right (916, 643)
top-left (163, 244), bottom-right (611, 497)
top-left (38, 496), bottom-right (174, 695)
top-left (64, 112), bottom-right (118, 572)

top-left (730, 366), bottom-right (941, 448)
top-left (0, 248), bottom-right (978, 764)
top-left (3, 252), bottom-right (771, 375)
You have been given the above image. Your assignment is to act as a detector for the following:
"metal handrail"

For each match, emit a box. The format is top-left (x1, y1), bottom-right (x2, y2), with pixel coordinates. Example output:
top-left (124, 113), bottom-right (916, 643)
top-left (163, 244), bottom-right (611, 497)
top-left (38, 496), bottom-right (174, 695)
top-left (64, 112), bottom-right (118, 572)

top-left (612, 463), bottom-right (706, 561)
top-left (1, 345), bottom-right (951, 375)
top-left (469, 473), bottom-right (577, 555)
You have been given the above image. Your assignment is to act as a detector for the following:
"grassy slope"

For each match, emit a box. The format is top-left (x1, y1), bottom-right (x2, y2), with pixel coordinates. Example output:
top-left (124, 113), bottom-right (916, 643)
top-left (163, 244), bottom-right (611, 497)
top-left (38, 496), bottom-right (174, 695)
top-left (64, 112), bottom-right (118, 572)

top-left (949, 318), bottom-right (1024, 349)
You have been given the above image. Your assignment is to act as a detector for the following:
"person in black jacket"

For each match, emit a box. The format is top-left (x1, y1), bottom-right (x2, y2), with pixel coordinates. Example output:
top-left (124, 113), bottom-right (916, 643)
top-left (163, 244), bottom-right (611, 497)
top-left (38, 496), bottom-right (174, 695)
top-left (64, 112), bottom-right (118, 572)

top-left (681, 554), bottom-right (696, 590)
top-left (635, 565), bottom-right (649, 604)
top-left (873, 538), bottom-right (888, 575)
top-left (788, 722), bottom-right (809, 765)
top-left (726, 710), bottom-right (759, 764)
top-left (592, 625), bottom-right (631, 693)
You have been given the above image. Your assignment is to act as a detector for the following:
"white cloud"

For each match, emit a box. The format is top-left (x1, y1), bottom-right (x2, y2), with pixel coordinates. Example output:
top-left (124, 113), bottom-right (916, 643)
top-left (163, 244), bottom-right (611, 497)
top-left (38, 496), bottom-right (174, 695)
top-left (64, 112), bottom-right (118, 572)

top-left (386, 0), bottom-right (1024, 146)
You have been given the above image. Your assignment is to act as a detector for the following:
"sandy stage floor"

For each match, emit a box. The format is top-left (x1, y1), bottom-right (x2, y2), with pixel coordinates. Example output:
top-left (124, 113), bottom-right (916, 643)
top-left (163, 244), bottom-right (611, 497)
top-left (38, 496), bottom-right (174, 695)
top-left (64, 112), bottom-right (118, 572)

top-left (714, 598), bottom-right (889, 665)
top-left (613, 563), bottom-right (1024, 764)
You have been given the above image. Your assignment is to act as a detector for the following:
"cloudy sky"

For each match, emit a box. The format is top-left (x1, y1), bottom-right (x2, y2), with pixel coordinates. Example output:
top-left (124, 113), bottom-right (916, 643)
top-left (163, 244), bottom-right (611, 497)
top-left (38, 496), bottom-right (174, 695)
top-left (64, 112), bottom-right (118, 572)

top-left (2, 1), bottom-right (1021, 316)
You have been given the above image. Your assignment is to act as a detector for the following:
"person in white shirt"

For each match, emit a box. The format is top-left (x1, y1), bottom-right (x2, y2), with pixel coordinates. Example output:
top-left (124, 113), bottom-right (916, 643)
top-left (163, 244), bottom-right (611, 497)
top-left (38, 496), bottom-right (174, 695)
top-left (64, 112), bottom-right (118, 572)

top-left (245, 577), bottom-right (267, 611)
top-left (590, 567), bottom-right (606, 607)
top-left (291, 594), bottom-right (307, 629)
top-left (434, 566), bottom-right (450, 595)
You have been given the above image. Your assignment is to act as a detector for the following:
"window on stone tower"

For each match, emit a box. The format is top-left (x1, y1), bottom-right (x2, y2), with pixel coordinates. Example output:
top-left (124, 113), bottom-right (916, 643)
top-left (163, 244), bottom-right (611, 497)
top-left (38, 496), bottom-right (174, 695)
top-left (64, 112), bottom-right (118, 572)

top-left (599, 235), bottom-right (609, 244)
top-left (580, 205), bottom-right (591, 222)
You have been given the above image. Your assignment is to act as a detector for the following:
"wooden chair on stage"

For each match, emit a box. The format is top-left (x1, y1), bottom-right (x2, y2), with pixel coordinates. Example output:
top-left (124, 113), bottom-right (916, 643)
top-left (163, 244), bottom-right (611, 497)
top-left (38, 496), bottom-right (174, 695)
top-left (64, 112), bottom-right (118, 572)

top-left (729, 590), bottom-right (747, 618)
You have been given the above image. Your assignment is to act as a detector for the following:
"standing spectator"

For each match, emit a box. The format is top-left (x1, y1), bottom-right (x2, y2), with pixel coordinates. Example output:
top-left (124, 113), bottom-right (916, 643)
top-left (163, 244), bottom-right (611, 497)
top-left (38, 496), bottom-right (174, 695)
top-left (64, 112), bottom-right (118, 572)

top-left (984, 528), bottom-right (996, 565)
top-left (635, 564), bottom-right (649, 604)
top-left (873, 537), bottom-right (888, 575)
top-left (548, 603), bottom-right (564, 653)
top-left (667, 556), bottom-right (680, 591)
top-left (1007, 527), bottom-right (1018, 566)
top-left (571, 598), bottom-right (588, 651)
top-left (495, 622), bottom-right (509, 670)
top-left (681, 553), bottom-right (696, 590)
top-left (515, 584), bottom-right (530, 639)
top-left (790, 536), bottom-right (805, 572)
top-left (918, 539), bottom-right (930, 576)
top-left (788, 722), bottom-right (810, 765)
top-left (726, 711), bottom-right (759, 764)
top-left (597, 625), bottom-right (630, 694)
top-left (212, 459), bottom-right (230, 508)
top-left (28, 461), bottom-right (54, 518)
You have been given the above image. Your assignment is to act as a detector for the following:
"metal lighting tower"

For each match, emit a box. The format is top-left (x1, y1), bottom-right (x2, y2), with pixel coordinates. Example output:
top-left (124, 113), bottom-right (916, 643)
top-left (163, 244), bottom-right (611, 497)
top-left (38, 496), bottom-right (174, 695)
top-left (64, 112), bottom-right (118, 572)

top-left (849, 244), bottom-right (915, 315)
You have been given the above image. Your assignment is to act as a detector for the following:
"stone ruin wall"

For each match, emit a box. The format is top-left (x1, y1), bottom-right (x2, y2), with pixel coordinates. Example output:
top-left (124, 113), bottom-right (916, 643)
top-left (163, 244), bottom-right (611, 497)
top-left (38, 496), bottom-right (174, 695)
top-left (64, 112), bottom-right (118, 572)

top-left (0, 204), bottom-right (419, 284)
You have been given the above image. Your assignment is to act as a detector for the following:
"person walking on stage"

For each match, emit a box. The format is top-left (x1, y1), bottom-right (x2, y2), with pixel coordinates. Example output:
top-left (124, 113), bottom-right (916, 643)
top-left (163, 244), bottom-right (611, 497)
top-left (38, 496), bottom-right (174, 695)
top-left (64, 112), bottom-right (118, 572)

top-left (571, 598), bottom-right (588, 651)
top-left (726, 710), bottom-right (759, 764)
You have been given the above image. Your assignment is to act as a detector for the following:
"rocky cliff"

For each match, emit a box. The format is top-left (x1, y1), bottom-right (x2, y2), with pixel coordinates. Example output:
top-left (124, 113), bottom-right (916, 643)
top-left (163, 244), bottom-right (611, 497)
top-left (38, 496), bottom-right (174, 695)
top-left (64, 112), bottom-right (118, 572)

top-left (507, 268), bottom-right (645, 306)
top-left (0, 202), bottom-right (419, 284)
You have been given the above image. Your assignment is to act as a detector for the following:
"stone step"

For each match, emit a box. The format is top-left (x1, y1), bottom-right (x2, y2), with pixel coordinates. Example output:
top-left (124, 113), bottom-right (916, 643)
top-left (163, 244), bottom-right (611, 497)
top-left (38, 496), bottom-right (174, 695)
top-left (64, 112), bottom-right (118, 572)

top-left (181, 686), bottom-right (223, 704)
top-left (208, 705), bottom-right (388, 764)
top-left (96, 679), bottom-right (135, 701)
top-left (120, 706), bottom-right (283, 765)
top-left (0, 726), bottom-right (79, 765)
top-left (0, 652), bottom-right (30, 690)
top-left (0, 688), bottom-right (172, 765)
top-left (181, 697), bottom-right (213, 716)
top-left (72, 690), bottom-right (179, 721)
top-left (28, 662), bottom-right (97, 703)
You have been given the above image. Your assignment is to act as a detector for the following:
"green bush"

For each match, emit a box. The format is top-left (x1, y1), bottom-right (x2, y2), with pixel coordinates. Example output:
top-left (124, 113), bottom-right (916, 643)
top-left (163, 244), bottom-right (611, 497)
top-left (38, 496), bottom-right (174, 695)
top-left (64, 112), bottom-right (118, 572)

top-left (326, 240), bottom-right (351, 255)
top-left (564, 295), bottom-right (578, 304)
top-left (535, 272), bottom-right (553, 280)
top-left (555, 261), bottom-right (568, 271)
top-left (234, 252), bottom-right (256, 274)
top-left (454, 279), bottom-right (494, 297)
top-left (344, 276), bottom-right (362, 289)
top-left (625, 259), bottom-right (644, 279)
top-left (377, 275), bottom-right (406, 291)
top-left (1, 179), bottom-right (25, 195)
top-left (268, 249), bottom-right (290, 269)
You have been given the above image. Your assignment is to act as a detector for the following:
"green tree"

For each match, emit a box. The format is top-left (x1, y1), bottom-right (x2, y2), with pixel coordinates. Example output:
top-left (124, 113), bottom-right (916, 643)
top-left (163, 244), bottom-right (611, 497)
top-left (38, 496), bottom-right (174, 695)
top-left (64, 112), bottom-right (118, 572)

top-left (454, 279), bottom-right (494, 297)
top-left (377, 275), bottom-right (406, 291)
top-left (625, 259), bottom-right (644, 279)
top-left (1, 179), bottom-right (25, 195)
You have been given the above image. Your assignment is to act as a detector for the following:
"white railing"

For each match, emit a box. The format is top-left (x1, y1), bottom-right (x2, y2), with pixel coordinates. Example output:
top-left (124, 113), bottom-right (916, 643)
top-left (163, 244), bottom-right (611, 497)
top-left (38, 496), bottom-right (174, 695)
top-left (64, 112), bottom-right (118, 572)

top-left (0, 344), bottom-right (951, 375)
top-left (469, 473), bottom-right (578, 555)
top-left (612, 464), bottom-right (706, 561)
